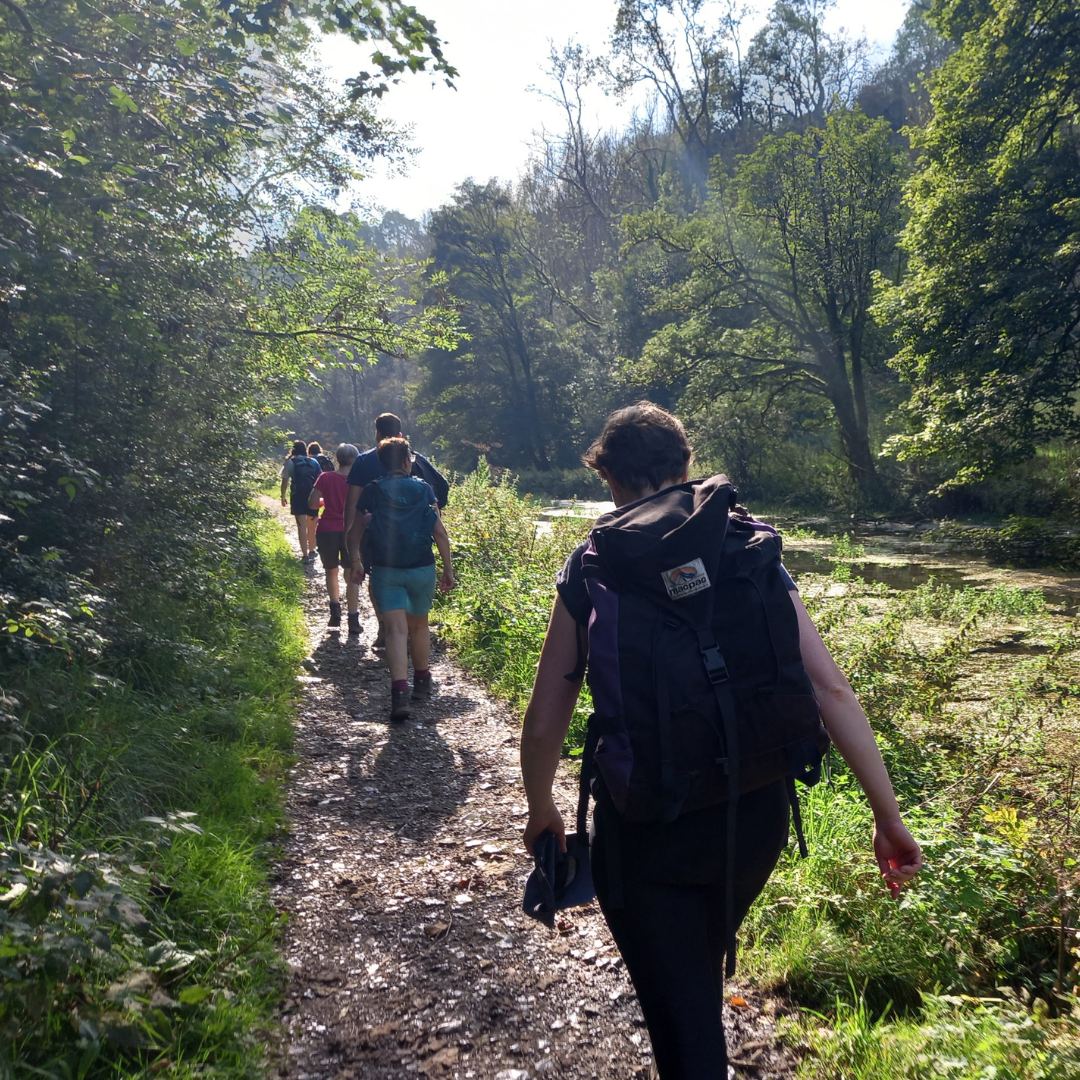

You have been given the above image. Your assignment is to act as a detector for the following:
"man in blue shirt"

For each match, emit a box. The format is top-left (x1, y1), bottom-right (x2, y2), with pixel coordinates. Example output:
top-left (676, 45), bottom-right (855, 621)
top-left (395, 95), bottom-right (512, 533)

top-left (344, 413), bottom-right (449, 641)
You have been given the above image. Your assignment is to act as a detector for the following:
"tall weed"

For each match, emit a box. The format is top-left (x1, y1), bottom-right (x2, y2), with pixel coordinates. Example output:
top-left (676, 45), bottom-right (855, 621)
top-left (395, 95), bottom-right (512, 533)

top-left (794, 992), bottom-right (1080, 1079)
top-left (437, 462), bottom-right (593, 745)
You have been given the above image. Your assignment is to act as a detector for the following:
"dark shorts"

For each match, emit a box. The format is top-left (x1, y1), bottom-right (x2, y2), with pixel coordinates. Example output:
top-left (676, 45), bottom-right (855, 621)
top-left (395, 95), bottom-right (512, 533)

top-left (315, 531), bottom-right (352, 570)
top-left (291, 496), bottom-right (317, 518)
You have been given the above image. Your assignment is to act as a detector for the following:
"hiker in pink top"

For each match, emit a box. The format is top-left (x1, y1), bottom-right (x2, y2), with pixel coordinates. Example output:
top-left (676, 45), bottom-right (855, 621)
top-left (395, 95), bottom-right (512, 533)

top-left (309, 443), bottom-right (362, 633)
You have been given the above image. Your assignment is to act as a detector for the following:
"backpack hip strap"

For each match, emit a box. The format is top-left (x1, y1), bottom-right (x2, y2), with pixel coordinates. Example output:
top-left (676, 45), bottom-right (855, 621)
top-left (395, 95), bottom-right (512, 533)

top-left (695, 626), bottom-right (740, 978)
top-left (576, 720), bottom-right (602, 841)
top-left (785, 775), bottom-right (809, 860)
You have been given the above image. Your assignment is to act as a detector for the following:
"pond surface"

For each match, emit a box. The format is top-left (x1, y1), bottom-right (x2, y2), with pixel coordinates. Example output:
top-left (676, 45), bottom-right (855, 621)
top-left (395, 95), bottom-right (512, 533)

top-left (537, 501), bottom-right (1080, 612)
top-left (778, 528), bottom-right (1080, 613)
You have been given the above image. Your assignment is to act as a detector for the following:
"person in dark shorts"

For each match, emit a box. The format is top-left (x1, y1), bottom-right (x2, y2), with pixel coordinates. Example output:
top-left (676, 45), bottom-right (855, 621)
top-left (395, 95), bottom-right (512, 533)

top-left (348, 437), bottom-right (455, 722)
top-left (343, 413), bottom-right (449, 649)
top-left (518, 403), bottom-right (922, 1080)
top-left (308, 443), bottom-right (360, 631)
top-left (280, 440), bottom-right (321, 561)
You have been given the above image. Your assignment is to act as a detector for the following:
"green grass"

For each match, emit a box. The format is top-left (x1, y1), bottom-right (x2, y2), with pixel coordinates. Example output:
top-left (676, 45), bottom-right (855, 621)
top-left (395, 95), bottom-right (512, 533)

top-left (0, 508), bottom-right (304, 1080)
top-left (789, 992), bottom-right (1080, 1079)
top-left (435, 468), bottom-right (1080, 1077)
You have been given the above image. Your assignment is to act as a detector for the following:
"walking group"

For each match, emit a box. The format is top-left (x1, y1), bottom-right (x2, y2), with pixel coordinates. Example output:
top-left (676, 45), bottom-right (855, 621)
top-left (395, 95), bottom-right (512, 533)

top-left (282, 403), bottom-right (922, 1080)
top-left (279, 414), bottom-right (453, 723)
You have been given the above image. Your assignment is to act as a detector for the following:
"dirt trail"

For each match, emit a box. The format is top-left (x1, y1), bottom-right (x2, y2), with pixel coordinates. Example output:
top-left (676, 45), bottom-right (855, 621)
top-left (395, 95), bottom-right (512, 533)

top-left (267, 502), bottom-right (800, 1080)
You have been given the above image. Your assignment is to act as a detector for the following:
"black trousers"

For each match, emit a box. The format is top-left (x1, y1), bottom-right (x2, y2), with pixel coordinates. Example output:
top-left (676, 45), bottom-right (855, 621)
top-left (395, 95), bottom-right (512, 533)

top-left (591, 780), bottom-right (790, 1080)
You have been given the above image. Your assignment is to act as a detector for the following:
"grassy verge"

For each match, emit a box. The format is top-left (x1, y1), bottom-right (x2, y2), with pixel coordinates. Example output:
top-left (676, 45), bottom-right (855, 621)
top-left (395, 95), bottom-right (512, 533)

top-left (0, 508), bottom-right (304, 1080)
top-left (437, 462), bottom-right (593, 747)
top-left (436, 468), bottom-right (1080, 1078)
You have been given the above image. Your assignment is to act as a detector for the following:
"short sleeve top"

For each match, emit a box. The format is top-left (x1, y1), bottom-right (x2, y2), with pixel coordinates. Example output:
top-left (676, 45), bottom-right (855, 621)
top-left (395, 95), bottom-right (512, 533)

top-left (346, 447), bottom-right (384, 489)
top-left (312, 470), bottom-right (348, 532)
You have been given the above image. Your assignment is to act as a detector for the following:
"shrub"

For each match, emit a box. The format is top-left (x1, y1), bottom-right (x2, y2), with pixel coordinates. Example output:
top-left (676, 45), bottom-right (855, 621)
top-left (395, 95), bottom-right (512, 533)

top-left (0, 509), bottom-right (303, 1079)
top-left (437, 462), bottom-right (593, 746)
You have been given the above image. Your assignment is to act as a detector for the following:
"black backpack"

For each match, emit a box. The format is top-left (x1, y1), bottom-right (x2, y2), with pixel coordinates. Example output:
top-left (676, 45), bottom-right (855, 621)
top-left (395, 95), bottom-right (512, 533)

top-left (412, 454), bottom-right (450, 509)
top-left (315, 453), bottom-right (334, 472)
top-left (365, 475), bottom-right (438, 568)
top-left (290, 456), bottom-right (321, 501)
top-left (576, 475), bottom-right (829, 973)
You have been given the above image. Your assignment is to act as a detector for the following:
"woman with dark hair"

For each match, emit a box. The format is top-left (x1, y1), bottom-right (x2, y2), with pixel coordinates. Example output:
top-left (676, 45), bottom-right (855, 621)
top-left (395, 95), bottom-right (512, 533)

top-left (308, 441), bottom-right (334, 472)
top-left (349, 438), bottom-right (455, 721)
top-left (519, 402), bottom-right (921, 1080)
top-left (280, 439), bottom-right (321, 561)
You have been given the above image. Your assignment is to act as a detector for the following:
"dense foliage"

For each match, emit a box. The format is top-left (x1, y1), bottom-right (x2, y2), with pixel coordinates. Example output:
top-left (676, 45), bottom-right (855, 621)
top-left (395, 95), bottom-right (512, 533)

top-left (0, 0), bottom-right (458, 638)
top-left (880, 0), bottom-right (1080, 490)
top-left (0, 1), bottom-right (456, 1075)
top-left (0, 511), bottom-right (306, 1078)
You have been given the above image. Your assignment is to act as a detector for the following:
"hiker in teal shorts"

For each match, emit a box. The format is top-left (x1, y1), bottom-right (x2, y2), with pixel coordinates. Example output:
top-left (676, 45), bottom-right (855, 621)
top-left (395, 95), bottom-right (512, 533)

top-left (349, 437), bottom-right (454, 723)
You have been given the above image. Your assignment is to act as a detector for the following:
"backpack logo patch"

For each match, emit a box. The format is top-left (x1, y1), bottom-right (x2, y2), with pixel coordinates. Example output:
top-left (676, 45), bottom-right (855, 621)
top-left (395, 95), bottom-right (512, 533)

top-left (661, 558), bottom-right (711, 600)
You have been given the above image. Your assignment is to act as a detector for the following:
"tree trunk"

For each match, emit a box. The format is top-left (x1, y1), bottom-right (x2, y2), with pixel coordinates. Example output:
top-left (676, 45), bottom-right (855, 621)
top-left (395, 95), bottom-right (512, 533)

top-left (819, 345), bottom-right (885, 506)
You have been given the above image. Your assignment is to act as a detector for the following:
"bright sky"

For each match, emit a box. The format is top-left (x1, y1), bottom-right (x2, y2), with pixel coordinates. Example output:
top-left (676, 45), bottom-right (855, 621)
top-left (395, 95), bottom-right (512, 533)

top-left (321, 0), bottom-right (911, 220)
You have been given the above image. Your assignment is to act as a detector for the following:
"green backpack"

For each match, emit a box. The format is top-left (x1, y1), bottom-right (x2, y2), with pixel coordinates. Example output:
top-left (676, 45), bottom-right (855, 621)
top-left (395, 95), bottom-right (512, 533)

top-left (366, 476), bottom-right (437, 567)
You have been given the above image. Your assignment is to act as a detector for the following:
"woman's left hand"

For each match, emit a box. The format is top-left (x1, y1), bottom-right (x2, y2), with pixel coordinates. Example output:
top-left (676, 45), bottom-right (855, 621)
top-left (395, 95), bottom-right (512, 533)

top-left (439, 569), bottom-right (455, 593)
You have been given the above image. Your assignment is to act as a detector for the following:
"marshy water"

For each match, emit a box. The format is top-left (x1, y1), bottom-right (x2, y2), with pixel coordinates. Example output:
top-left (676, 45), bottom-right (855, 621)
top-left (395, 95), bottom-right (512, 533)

top-left (778, 525), bottom-right (1080, 614)
top-left (538, 500), bottom-right (1080, 611)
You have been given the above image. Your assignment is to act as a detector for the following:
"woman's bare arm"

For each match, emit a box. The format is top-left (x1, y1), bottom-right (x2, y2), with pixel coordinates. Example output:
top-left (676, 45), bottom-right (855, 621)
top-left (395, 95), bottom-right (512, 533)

top-left (520, 598), bottom-right (585, 854)
top-left (433, 513), bottom-right (454, 591)
top-left (792, 593), bottom-right (922, 896)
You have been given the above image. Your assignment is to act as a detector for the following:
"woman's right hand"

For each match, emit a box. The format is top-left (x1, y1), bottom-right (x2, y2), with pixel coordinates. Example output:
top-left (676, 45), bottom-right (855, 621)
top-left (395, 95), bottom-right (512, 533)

top-left (523, 797), bottom-right (566, 856)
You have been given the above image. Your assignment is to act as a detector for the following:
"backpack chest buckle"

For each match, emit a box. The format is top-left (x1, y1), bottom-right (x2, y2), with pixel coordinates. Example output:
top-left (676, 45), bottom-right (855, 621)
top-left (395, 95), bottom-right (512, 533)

top-left (700, 645), bottom-right (730, 685)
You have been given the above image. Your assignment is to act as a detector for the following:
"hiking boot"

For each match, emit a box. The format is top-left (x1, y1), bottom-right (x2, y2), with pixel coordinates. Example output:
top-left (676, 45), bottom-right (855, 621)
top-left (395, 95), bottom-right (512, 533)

top-left (412, 674), bottom-right (436, 701)
top-left (373, 625), bottom-right (386, 650)
top-left (390, 688), bottom-right (411, 722)
top-left (347, 610), bottom-right (362, 636)
top-left (328, 601), bottom-right (341, 628)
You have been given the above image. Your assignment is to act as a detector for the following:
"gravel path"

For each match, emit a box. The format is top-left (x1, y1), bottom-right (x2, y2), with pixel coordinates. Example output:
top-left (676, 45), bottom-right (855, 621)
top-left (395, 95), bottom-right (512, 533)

top-left (267, 502), bottom-right (802, 1080)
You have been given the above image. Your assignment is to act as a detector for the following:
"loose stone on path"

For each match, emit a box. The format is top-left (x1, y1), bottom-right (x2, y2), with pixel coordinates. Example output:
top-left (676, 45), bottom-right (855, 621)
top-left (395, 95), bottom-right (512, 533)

top-left (265, 500), bottom-right (799, 1079)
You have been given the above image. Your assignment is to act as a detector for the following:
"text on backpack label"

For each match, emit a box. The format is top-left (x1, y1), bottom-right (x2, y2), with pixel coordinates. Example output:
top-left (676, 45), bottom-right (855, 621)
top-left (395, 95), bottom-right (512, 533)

top-left (661, 558), bottom-right (711, 600)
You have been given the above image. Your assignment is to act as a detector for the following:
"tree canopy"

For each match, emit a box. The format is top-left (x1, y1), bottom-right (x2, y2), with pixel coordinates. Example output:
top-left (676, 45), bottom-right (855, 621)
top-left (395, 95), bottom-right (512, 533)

top-left (0, 0), bottom-right (458, 643)
top-left (879, 0), bottom-right (1080, 489)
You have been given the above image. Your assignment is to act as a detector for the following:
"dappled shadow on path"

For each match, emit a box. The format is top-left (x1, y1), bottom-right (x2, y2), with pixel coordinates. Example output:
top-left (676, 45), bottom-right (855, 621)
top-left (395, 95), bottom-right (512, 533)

top-left (294, 619), bottom-right (482, 845)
